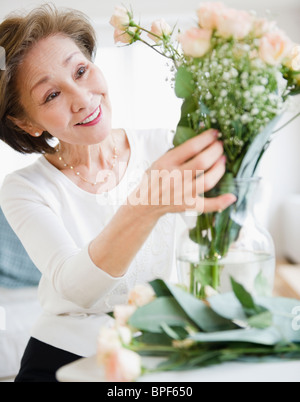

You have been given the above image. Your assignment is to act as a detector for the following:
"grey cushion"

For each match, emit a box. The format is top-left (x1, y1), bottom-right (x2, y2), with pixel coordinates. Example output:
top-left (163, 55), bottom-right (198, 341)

top-left (0, 208), bottom-right (41, 288)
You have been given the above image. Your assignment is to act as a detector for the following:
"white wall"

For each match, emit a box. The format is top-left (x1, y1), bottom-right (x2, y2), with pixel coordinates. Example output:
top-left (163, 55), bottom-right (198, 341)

top-left (1, 0), bottom-right (300, 259)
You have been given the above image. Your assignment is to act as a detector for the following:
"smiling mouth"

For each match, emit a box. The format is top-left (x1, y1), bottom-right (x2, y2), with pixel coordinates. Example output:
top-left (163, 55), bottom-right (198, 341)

top-left (76, 106), bottom-right (102, 126)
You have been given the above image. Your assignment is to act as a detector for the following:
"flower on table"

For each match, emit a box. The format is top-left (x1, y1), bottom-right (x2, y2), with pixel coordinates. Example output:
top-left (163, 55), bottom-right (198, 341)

top-left (97, 283), bottom-right (157, 381)
top-left (113, 283), bottom-right (155, 326)
top-left (105, 348), bottom-right (142, 383)
top-left (128, 283), bottom-right (156, 307)
top-left (97, 324), bottom-right (141, 382)
top-left (113, 304), bottom-right (137, 326)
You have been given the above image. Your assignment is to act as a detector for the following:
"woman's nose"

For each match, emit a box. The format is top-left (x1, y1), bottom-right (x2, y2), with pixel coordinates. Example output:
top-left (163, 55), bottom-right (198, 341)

top-left (69, 84), bottom-right (92, 113)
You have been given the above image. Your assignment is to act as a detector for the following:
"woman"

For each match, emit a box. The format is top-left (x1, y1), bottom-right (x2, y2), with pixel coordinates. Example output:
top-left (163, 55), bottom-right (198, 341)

top-left (0, 5), bottom-right (236, 382)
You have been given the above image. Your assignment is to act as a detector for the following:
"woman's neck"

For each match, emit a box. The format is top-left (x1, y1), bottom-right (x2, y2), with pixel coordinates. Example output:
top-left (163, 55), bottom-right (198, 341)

top-left (58, 133), bottom-right (115, 171)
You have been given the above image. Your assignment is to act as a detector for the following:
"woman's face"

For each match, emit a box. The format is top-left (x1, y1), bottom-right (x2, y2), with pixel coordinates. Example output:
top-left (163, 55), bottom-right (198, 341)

top-left (15, 34), bottom-right (112, 145)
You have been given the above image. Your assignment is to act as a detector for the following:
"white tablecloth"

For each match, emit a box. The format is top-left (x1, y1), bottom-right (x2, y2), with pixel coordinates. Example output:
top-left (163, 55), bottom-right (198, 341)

top-left (56, 355), bottom-right (300, 383)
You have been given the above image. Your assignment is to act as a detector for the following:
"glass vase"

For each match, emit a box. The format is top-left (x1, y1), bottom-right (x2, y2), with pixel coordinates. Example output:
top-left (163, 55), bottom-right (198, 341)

top-left (177, 176), bottom-right (275, 299)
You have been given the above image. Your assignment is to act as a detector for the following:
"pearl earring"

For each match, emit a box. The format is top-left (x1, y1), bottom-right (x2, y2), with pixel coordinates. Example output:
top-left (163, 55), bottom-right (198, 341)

top-left (34, 132), bottom-right (40, 137)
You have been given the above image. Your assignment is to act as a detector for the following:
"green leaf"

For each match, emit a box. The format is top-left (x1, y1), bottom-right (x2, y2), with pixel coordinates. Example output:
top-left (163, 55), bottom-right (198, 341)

top-left (236, 115), bottom-right (283, 179)
top-left (230, 277), bottom-right (268, 317)
top-left (192, 263), bottom-right (214, 288)
top-left (230, 277), bottom-right (258, 312)
top-left (160, 323), bottom-right (181, 340)
top-left (214, 279), bottom-right (273, 330)
top-left (199, 101), bottom-right (210, 115)
top-left (191, 327), bottom-right (282, 345)
top-left (181, 96), bottom-right (198, 117)
top-left (247, 311), bottom-right (273, 329)
top-left (164, 282), bottom-right (236, 332)
top-left (134, 331), bottom-right (172, 346)
top-left (208, 292), bottom-right (248, 322)
top-left (255, 296), bottom-right (300, 343)
top-left (175, 66), bottom-right (195, 99)
top-left (173, 126), bottom-right (196, 147)
top-left (254, 270), bottom-right (270, 297)
top-left (129, 296), bottom-right (193, 333)
top-left (150, 279), bottom-right (172, 298)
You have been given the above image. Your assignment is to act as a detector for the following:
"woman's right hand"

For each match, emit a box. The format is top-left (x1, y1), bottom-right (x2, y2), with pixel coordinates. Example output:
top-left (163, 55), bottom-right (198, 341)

top-left (129, 129), bottom-right (237, 217)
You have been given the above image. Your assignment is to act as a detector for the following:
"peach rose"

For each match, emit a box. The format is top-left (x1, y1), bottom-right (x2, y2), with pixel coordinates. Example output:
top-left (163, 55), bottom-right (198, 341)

top-left (113, 304), bottom-right (136, 326)
top-left (109, 6), bottom-right (130, 30)
top-left (285, 45), bottom-right (300, 84)
top-left (285, 45), bottom-right (300, 69)
top-left (259, 30), bottom-right (293, 66)
top-left (128, 283), bottom-right (155, 307)
top-left (105, 348), bottom-right (142, 382)
top-left (252, 18), bottom-right (276, 38)
top-left (113, 27), bottom-right (138, 44)
top-left (148, 19), bottom-right (172, 43)
top-left (197, 2), bottom-right (227, 30)
top-left (97, 327), bottom-right (122, 364)
top-left (216, 8), bottom-right (253, 39)
top-left (178, 27), bottom-right (212, 58)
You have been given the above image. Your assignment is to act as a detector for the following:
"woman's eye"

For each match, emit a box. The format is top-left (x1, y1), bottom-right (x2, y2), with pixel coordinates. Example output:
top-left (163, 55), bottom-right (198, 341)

top-left (76, 66), bottom-right (87, 78)
top-left (45, 92), bottom-right (60, 103)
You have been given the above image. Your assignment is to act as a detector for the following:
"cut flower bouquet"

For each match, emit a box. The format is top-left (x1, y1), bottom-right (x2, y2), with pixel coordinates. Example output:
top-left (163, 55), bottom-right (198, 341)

top-left (110, 3), bottom-right (300, 298)
top-left (97, 282), bottom-right (300, 382)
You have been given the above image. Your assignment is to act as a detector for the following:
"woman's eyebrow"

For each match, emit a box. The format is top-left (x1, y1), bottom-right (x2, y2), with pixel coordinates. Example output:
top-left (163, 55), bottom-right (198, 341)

top-left (30, 51), bottom-right (82, 95)
top-left (62, 51), bottom-right (81, 66)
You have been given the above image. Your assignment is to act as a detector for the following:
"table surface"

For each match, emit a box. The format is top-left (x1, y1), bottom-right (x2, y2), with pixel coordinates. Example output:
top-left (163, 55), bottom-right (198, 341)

top-left (56, 355), bottom-right (300, 383)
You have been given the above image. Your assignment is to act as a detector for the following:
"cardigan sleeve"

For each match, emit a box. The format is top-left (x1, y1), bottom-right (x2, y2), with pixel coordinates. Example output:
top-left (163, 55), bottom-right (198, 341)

top-left (0, 174), bottom-right (123, 309)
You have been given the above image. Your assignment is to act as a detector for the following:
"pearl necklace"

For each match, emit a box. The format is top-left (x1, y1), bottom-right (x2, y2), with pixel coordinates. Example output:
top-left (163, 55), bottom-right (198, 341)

top-left (55, 136), bottom-right (119, 186)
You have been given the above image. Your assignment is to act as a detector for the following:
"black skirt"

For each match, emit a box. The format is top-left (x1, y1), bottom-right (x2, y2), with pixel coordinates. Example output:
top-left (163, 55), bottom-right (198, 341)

top-left (15, 337), bottom-right (82, 382)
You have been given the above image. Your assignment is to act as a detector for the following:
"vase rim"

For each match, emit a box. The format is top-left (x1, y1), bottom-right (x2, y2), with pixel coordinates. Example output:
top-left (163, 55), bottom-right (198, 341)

top-left (232, 176), bottom-right (261, 184)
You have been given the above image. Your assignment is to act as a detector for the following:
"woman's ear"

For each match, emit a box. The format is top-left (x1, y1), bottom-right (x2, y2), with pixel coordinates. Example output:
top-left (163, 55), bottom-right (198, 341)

top-left (7, 115), bottom-right (42, 137)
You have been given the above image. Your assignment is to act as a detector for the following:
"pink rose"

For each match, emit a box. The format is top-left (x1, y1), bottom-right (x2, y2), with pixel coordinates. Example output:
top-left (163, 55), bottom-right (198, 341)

top-left (148, 19), bottom-right (172, 43)
top-left (259, 30), bottom-right (293, 66)
top-left (113, 304), bottom-right (136, 326)
top-left (252, 18), bottom-right (276, 38)
top-left (105, 348), bottom-right (142, 382)
top-left (128, 283), bottom-right (155, 307)
top-left (109, 6), bottom-right (130, 30)
top-left (216, 8), bottom-right (253, 39)
top-left (178, 27), bottom-right (212, 58)
top-left (197, 2), bottom-right (227, 30)
top-left (113, 27), bottom-right (138, 44)
top-left (97, 327), bottom-right (122, 364)
top-left (285, 45), bottom-right (300, 69)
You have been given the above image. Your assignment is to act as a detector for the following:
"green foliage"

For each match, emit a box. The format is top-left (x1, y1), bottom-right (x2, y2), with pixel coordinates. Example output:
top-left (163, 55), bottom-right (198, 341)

top-left (129, 279), bottom-right (300, 373)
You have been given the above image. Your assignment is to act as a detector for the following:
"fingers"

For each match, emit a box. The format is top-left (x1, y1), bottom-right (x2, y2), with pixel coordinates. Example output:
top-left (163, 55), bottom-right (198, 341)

top-left (202, 194), bottom-right (237, 213)
top-left (168, 129), bottom-right (219, 166)
top-left (201, 155), bottom-right (226, 192)
top-left (184, 140), bottom-right (224, 175)
top-left (188, 157), bottom-right (236, 213)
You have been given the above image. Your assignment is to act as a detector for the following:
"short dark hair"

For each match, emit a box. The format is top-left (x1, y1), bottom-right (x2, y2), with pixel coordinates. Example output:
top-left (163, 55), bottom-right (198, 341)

top-left (0, 3), bottom-right (97, 154)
